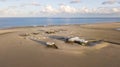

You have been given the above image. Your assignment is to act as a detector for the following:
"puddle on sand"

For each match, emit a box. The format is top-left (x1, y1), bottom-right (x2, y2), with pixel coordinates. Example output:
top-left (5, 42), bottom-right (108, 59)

top-left (116, 28), bottom-right (120, 31)
top-left (86, 40), bottom-right (103, 46)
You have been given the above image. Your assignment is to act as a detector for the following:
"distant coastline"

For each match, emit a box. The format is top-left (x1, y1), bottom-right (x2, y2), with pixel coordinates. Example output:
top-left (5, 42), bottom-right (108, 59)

top-left (0, 17), bottom-right (120, 19)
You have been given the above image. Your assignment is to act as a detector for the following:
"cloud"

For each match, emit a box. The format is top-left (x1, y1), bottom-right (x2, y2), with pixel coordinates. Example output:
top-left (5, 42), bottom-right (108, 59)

top-left (39, 5), bottom-right (79, 15)
top-left (102, 0), bottom-right (120, 5)
top-left (20, 2), bottom-right (40, 7)
top-left (70, 0), bottom-right (80, 3)
top-left (0, 0), bottom-right (7, 2)
top-left (0, 4), bottom-right (120, 17)
top-left (40, 5), bottom-right (59, 14)
top-left (0, 8), bottom-right (17, 17)
top-left (37, 5), bottom-right (120, 16)
top-left (0, 6), bottom-right (32, 17)
top-left (31, 2), bottom-right (41, 6)
top-left (59, 5), bottom-right (77, 13)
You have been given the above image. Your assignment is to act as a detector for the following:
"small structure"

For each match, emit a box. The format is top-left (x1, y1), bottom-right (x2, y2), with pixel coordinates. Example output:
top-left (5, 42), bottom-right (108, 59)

top-left (32, 32), bottom-right (39, 35)
top-left (46, 42), bottom-right (58, 49)
top-left (19, 33), bottom-right (30, 37)
top-left (45, 30), bottom-right (56, 34)
top-left (66, 37), bottom-right (88, 46)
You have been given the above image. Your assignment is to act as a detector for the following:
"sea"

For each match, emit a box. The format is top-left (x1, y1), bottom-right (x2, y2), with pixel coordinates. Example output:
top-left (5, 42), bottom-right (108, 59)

top-left (0, 17), bottom-right (120, 29)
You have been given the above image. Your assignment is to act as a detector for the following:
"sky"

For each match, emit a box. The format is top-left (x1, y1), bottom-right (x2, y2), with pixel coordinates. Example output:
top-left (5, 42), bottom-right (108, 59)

top-left (0, 0), bottom-right (120, 17)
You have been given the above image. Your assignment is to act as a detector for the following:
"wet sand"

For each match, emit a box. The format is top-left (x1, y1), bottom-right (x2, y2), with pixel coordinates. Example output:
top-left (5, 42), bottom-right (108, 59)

top-left (0, 22), bottom-right (120, 67)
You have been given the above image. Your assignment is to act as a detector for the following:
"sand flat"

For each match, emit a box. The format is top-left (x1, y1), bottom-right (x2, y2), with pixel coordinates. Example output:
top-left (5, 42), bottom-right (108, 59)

top-left (0, 22), bottom-right (120, 67)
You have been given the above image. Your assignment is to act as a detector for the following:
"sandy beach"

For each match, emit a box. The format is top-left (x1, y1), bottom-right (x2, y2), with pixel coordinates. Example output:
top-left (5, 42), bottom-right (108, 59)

top-left (0, 22), bottom-right (120, 67)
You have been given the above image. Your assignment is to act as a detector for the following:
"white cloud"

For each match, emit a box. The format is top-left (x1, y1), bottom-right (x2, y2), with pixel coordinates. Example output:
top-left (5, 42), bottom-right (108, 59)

top-left (40, 5), bottom-right (59, 14)
top-left (102, 0), bottom-right (120, 5)
top-left (112, 8), bottom-right (120, 12)
top-left (59, 5), bottom-right (77, 13)
top-left (37, 5), bottom-right (120, 17)
top-left (0, 4), bottom-right (120, 17)
top-left (0, 7), bottom-right (31, 17)
top-left (0, 0), bottom-right (7, 2)
top-left (20, 2), bottom-right (40, 7)
top-left (0, 8), bottom-right (17, 17)
top-left (39, 5), bottom-right (79, 15)
top-left (31, 2), bottom-right (41, 6)
top-left (70, 0), bottom-right (80, 3)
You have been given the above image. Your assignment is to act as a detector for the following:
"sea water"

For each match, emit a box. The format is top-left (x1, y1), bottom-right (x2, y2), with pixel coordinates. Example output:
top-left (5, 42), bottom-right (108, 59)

top-left (0, 17), bottom-right (120, 28)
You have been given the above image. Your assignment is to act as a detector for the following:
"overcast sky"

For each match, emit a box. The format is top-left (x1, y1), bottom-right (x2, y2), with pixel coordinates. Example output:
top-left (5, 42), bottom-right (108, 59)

top-left (0, 0), bottom-right (120, 17)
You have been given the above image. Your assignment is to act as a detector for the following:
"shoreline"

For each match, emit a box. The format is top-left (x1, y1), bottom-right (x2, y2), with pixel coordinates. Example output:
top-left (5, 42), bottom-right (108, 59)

top-left (0, 22), bottom-right (119, 30)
